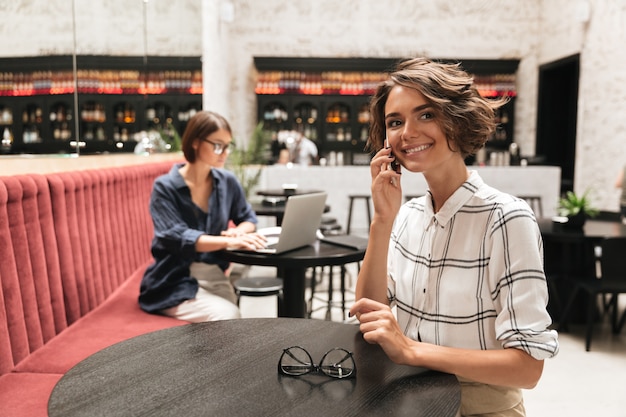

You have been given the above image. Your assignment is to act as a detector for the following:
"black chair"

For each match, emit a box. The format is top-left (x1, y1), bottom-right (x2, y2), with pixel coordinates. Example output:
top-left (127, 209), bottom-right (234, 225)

top-left (233, 277), bottom-right (284, 315)
top-left (518, 195), bottom-right (543, 218)
top-left (558, 237), bottom-right (626, 351)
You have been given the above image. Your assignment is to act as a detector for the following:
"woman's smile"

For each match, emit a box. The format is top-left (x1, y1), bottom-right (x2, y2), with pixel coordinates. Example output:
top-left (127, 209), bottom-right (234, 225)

top-left (403, 143), bottom-right (433, 154)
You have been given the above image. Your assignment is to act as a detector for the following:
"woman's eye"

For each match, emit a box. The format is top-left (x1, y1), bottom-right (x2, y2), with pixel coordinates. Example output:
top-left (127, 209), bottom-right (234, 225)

top-left (387, 120), bottom-right (401, 128)
top-left (420, 112), bottom-right (434, 120)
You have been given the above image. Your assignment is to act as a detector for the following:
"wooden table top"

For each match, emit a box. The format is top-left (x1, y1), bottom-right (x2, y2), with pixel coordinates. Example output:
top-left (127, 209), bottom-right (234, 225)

top-left (49, 318), bottom-right (460, 417)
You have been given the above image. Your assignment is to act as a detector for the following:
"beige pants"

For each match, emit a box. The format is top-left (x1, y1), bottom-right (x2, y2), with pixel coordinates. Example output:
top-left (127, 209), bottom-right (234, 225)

top-left (456, 377), bottom-right (526, 417)
top-left (162, 262), bottom-right (241, 322)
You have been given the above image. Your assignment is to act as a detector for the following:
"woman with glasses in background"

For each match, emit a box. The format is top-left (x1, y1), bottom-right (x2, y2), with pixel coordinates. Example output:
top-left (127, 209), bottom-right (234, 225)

top-left (139, 111), bottom-right (267, 322)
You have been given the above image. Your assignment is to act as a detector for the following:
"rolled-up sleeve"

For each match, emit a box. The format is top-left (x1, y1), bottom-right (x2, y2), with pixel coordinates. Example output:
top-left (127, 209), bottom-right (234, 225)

top-left (490, 206), bottom-right (559, 359)
top-left (149, 179), bottom-right (202, 259)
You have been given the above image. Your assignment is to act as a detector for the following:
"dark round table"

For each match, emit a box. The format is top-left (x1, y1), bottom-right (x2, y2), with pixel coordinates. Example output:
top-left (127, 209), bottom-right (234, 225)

top-left (538, 218), bottom-right (626, 322)
top-left (48, 318), bottom-right (461, 417)
top-left (218, 240), bottom-right (365, 318)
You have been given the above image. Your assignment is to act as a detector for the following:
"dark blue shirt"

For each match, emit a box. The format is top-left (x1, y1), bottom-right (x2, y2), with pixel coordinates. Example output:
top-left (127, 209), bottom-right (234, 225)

top-left (139, 163), bottom-right (257, 313)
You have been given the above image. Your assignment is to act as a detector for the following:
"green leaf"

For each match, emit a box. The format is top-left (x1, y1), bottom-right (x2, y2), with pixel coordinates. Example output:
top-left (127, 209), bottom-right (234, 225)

top-left (557, 189), bottom-right (598, 218)
top-left (226, 122), bottom-right (271, 198)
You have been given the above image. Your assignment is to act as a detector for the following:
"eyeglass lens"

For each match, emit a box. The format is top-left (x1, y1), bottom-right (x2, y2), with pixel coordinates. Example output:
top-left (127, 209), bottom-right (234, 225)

top-left (279, 346), bottom-right (355, 379)
top-left (203, 139), bottom-right (230, 155)
top-left (214, 142), bottom-right (227, 154)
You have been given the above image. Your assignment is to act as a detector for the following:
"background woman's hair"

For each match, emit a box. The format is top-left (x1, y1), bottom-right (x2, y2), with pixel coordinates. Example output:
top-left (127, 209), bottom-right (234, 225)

top-left (181, 111), bottom-right (232, 162)
top-left (367, 57), bottom-right (507, 158)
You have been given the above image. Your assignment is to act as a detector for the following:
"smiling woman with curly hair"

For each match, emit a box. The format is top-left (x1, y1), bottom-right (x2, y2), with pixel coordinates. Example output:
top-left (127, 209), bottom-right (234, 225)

top-left (350, 57), bottom-right (558, 417)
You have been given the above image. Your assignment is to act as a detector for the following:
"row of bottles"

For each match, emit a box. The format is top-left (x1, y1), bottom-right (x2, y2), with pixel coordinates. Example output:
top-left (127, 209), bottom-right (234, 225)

top-left (0, 70), bottom-right (203, 96)
top-left (263, 103), bottom-right (366, 126)
top-left (255, 71), bottom-right (517, 98)
top-left (490, 108), bottom-right (511, 142)
top-left (255, 71), bottom-right (388, 95)
top-left (259, 97), bottom-right (371, 153)
top-left (473, 74), bottom-right (517, 98)
top-left (81, 102), bottom-right (106, 123)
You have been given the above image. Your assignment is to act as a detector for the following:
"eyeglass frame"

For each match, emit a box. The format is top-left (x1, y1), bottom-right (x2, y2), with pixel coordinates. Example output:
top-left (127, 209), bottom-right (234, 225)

top-left (277, 346), bottom-right (356, 379)
top-left (201, 138), bottom-right (234, 155)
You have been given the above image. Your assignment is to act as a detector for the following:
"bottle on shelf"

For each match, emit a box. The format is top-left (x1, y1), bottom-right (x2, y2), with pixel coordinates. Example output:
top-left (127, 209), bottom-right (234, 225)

top-left (0, 106), bottom-right (13, 125)
top-left (22, 125), bottom-right (41, 143)
top-left (2, 127), bottom-right (13, 149)
top-left (50, 103), bottom-right (72, 141)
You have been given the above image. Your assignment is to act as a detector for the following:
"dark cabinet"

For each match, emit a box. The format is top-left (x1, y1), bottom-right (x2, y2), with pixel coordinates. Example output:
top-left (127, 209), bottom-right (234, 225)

top-left (258, 94), bottom-right (372, 165)
top-left (0, 55), bottom-right (202, 155)
top-left (3, 96), bottom-right (75, 154)
top-left (1, 94), bottom-right (201, 154)
top-left (254, 57), bottom-right (520, 166)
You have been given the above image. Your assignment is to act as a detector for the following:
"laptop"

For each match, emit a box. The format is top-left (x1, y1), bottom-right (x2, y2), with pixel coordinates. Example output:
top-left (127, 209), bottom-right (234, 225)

top-left (247, 192), bottom-right (328, 254)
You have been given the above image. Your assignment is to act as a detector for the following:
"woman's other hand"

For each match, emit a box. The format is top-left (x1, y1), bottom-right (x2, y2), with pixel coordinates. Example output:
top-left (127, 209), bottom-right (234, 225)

top-left (349, 297), bottom-right (413, 365)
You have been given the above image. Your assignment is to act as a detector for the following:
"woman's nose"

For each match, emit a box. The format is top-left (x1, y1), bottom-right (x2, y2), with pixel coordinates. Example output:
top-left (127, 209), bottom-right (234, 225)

top-left (400, 119), bottom-right (417, 140)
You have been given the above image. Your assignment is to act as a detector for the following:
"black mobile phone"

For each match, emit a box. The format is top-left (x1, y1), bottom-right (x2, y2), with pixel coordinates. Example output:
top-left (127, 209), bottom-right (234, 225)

top-left (385, 138), bottom-right (401, 173)
top-left (390, 157), bottom-right (400, 173)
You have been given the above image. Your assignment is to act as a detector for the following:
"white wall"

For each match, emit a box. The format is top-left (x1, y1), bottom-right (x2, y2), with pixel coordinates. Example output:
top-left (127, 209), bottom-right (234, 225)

top-left (0, 0), bottom-right (201, 56)
top-left (0, 0), bottom-right (624, 211)
top-left (225, 0), bottom-right (541, 164)
top-left (537, 0), bottom-right (626, 213)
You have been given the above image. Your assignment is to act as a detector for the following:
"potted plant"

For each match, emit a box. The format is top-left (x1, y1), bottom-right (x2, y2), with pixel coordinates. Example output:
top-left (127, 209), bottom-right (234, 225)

top-left (557, 190), bottom-right (598, 228)
top-left (227, 122), bottom-right (271, 198)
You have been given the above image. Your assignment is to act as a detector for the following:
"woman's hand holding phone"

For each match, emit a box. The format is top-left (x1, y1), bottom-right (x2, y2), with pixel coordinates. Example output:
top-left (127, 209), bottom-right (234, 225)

top-left (368, 138), bottom-right (402, 221)
top-left (386, 138), bottom-right (401, 178)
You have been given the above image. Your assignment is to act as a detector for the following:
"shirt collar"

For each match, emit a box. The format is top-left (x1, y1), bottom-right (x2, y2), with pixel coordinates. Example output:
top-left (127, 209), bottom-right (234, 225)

top-left (169, 163), bottom-right (226, 190)
top-left (169, 163), bottom-right (187, 189)
top-left (423, 170), bottom-right (484, 228)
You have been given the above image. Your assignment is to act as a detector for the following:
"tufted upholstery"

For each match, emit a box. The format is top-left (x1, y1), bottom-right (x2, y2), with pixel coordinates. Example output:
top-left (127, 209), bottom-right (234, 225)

top-left (0, 160), bottom-right (186, 417)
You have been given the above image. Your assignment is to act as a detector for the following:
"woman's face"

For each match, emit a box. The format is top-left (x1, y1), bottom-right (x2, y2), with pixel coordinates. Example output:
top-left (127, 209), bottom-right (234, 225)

top-left (193, 128), bottom-right (232, 168)
top-left (384, 85), bottom-right (461, 175)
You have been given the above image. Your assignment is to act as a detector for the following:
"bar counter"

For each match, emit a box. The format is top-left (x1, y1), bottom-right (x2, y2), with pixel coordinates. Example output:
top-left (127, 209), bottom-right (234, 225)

top-left (0, 154), bottom-right (561, 233)
top-left (255, 165), bottom-right (562, 231)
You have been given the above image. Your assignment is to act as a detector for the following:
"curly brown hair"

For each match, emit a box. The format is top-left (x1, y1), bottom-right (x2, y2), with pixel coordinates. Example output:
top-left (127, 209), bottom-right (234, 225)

top-left (366, 57), bottom-right (507, 158)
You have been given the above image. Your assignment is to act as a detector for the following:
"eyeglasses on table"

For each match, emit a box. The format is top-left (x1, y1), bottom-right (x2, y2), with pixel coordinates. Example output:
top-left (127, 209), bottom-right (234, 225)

top-left (278, 346), bottom-right (356, 379)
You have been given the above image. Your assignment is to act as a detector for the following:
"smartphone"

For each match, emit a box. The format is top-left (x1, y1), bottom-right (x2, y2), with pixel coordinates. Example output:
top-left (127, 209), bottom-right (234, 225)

top-left (385, 138), bottom-right (401, 173)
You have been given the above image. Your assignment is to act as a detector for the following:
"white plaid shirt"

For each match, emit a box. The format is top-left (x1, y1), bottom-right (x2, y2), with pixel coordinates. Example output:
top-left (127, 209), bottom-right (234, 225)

top-left (388, 171), bottom-right (559, 360)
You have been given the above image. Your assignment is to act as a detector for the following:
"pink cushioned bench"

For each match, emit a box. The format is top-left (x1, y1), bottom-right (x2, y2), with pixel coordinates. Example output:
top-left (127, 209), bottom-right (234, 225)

top-left (0, 161), bottom-right (186, 417)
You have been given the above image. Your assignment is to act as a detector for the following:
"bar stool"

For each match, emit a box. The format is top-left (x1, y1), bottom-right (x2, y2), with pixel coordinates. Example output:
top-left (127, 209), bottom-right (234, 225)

top-left (404, 194), bottom-right (423, 202)
top-left (346, 194), bottom-right (372, 234)
top-left (307, 265), bottom-right (354, 321)
top-left (233, 277), bottom-right (283, 315)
